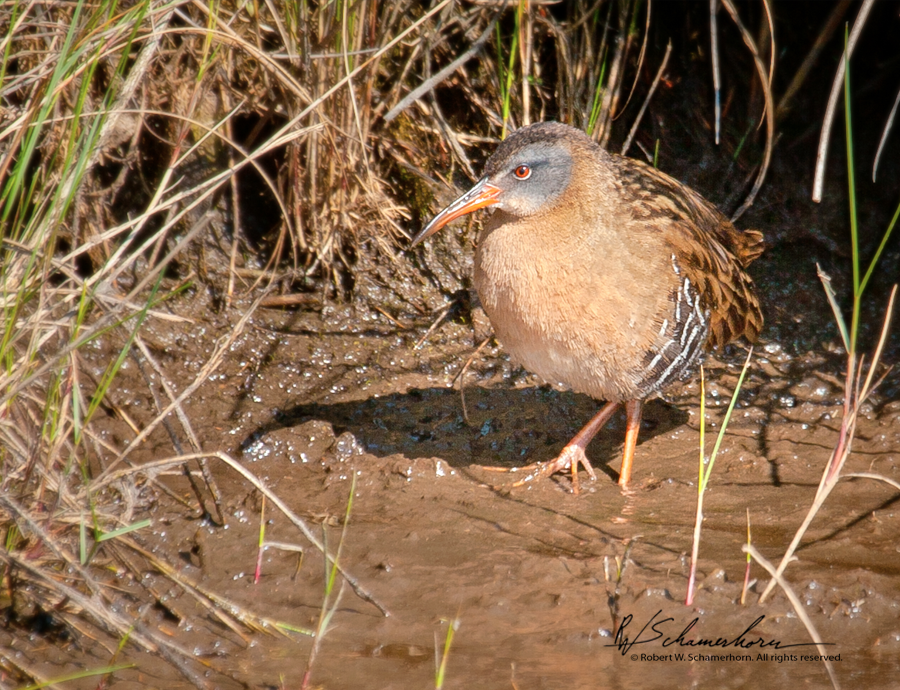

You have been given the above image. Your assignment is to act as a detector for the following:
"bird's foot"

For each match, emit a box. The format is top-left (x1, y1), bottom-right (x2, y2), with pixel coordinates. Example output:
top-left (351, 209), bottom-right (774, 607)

top-left (475, 444), bottom-right (597, 494)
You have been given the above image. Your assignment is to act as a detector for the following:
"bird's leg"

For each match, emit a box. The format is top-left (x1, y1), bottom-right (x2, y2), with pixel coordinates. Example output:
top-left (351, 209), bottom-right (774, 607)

top-left (543, 401), bottom-right (618, 493)
top-left (618, 399), bottom-right (643, 486)
top-left (476, 401), bottom-right (619, 493)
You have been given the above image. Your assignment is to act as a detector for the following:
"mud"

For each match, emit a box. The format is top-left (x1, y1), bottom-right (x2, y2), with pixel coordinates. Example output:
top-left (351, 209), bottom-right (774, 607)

top-left (18, 264), bottom-right (893, 690)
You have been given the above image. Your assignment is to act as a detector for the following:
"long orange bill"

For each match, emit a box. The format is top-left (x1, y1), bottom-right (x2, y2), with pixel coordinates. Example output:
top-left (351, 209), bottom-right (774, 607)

top-left (409, 177), bottom-right (502, 248)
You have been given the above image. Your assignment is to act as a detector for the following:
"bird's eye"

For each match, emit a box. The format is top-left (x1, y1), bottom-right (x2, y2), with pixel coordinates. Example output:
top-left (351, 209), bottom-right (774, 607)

top-left (513, 165), bottom-right (531, 180)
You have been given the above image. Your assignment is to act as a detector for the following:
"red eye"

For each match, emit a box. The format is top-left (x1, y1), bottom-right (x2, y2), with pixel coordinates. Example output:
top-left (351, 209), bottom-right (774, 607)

top-left (514, 165), bottom-right (531, 179)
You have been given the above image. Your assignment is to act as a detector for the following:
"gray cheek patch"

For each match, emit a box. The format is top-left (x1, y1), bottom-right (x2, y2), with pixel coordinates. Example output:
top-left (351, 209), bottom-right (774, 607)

top-left (499, 145), bottom-right (573, 215)
top-left (534, 152), bottom-right (573, 206)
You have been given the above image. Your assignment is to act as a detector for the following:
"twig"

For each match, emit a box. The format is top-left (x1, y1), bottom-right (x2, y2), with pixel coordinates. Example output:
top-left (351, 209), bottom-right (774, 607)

top-left (414, 303), bottom-right (453, 350)
top-left (873, 85), bottom-right (900, 182)
top-left (776, 0), bottom-right (853, 121)
top-left (761, 0), bottom-right (775, 115)
top-left (744, 544), bottom-right (841, 690)
top-left (721, 0), bottom-right (775, 222)
top-left (594, 0), bottom-right (630, 146)
top-left (709, 0), bottom-right (721, 144)
top-left (811, 0), bottom-right (875, 203)
top-left (452, 335), bottom-right (493, 423)
top-left (612, 0), bottom-right (651, 121)
top-left (371, 304), bottom-right (409, 329)
top-left (519, 0), bottom-right (533, 126)
top-left (384, 17), bottom-right (498, 124)
top-left (621, 40), bottom-right (671, 157)
top-left (844, 472), bottom-right (900, 492)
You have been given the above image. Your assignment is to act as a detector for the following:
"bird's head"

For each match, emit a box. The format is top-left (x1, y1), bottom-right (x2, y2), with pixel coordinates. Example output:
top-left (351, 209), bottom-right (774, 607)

top-left (410, 122), bottom-right (592, 247)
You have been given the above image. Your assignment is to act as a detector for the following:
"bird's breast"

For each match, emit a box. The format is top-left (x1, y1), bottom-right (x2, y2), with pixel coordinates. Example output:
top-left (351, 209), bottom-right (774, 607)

top-left (473, 217), bottom-right (684, 402)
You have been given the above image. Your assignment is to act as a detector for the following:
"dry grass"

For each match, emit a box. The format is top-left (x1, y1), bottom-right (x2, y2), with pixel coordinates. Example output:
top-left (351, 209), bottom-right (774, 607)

top-left (0, 0), bottom-right (849, 686)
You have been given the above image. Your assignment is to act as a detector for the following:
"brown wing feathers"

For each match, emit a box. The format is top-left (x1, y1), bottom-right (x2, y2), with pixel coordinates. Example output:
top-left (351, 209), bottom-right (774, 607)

top-left (610, 155), bottom-right (763, 349)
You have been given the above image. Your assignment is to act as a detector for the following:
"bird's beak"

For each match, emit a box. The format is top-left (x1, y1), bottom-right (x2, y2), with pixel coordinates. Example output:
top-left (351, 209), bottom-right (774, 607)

top-left (410, 177), bottom-right (502, 248)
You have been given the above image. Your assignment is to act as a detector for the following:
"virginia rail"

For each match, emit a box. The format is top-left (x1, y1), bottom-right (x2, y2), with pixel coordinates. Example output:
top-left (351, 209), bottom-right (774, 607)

top-left (411, 122), bottom-right (762, 489)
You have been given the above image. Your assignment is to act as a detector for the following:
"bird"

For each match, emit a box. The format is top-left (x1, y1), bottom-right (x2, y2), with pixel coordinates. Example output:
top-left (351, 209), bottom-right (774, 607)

top-left (410, 122), bottom-right (762, 490)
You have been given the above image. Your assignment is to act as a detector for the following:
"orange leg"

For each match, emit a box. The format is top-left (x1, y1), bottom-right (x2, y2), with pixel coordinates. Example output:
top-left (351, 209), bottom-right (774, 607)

top-left (477, 401), bottom-right (619, 494)
top-left (618, 399), bottom-right (643, 486)
top-left (553, 401), bottom-right (619, 493)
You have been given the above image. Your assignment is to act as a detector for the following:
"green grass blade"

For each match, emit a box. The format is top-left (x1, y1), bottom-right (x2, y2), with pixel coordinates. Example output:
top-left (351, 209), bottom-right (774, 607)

top-left (20, 664), bottom-right (134, 690)
top-left (96, 519), bottom-right (152, 542)
top-left (859, 196), bottom-right (900, 296)
top-left (435, 617), bottom-right (459, 689)
top-left (843, 25), bottom-right (860, 354)
top-left (702, 348), bottom-right (753, 491)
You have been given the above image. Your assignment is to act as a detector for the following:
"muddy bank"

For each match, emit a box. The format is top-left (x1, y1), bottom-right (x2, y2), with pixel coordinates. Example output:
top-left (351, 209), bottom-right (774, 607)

top-left (32, 284), bottom-right (890, 689)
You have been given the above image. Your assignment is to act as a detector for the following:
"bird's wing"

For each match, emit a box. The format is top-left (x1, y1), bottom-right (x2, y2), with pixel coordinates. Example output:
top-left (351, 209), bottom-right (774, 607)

top-left (609, 154), bottom-right (764, 348)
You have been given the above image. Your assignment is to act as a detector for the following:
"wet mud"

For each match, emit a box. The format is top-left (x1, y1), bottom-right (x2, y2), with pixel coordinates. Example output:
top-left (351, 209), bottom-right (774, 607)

top-left (33, 270), bottom-right (896, 689)
top-left (7, 86), bottom-right (900, 690)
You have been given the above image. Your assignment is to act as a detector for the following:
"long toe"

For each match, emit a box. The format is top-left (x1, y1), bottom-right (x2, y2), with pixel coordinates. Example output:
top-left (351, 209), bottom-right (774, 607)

top-left (509, 444), bottom-right (597, 493)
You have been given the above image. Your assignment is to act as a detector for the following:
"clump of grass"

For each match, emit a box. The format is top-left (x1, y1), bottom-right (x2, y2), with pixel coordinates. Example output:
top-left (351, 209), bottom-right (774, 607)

top-left (742, 37), bottom-right (896, 690)
top-left (758, 32), bottom-right (898, 604)
top-left (0, 13), bottom-right (189, 683)
top-left (0, 2), bottom-right (390, 685)
top-left (302, 473), bottom-right (358, 690)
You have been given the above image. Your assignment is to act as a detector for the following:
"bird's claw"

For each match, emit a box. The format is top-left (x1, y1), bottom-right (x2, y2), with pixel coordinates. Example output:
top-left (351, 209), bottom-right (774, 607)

top-left (475, 444), bottom-right (596, 494)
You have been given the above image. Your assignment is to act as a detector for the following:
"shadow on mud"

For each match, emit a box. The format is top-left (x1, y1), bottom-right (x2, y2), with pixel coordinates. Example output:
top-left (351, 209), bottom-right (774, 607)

top-left (242, 385), bottom-right (688, 483)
